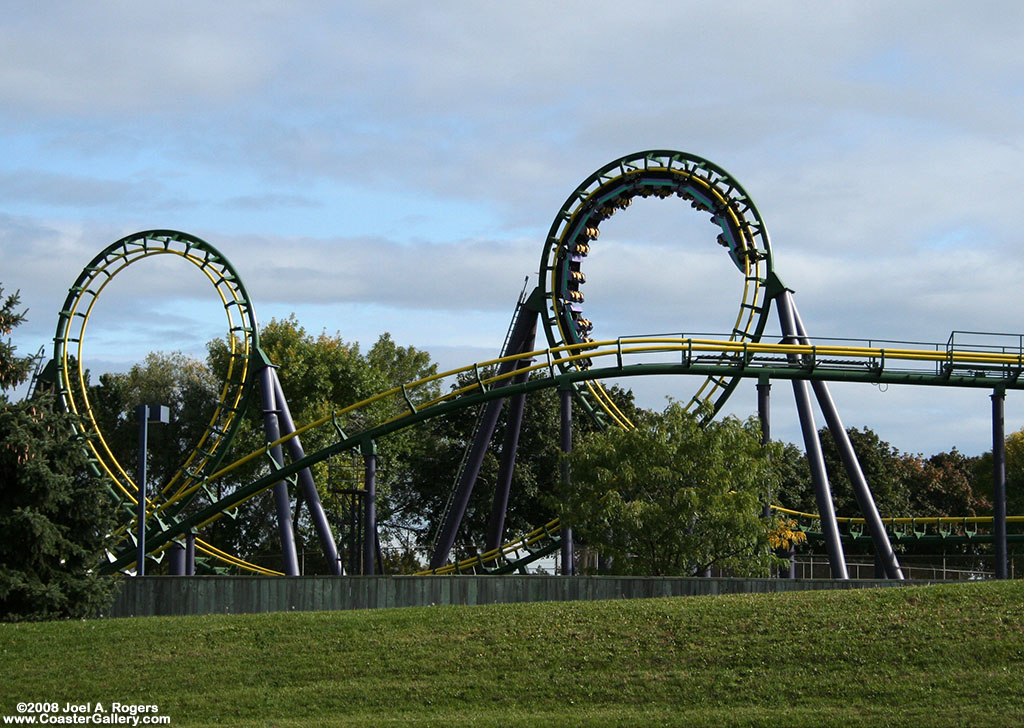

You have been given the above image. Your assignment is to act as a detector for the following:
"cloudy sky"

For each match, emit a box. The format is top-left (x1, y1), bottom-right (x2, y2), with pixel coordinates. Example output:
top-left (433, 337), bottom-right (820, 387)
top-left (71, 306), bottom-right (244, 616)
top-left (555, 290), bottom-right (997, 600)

top-left (3, 1), bottom-right (1023, 457)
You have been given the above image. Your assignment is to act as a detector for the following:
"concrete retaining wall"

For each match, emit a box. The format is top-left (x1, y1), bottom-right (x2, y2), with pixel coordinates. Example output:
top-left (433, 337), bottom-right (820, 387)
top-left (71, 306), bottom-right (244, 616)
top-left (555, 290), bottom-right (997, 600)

top-left (105, 575), bottom-right (939, 618)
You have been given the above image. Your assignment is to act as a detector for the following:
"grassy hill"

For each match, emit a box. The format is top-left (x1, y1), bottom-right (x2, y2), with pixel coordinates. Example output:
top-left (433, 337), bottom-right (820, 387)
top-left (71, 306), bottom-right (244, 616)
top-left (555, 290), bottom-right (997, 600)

top-left (2, 580), bottom-right (1023, 727)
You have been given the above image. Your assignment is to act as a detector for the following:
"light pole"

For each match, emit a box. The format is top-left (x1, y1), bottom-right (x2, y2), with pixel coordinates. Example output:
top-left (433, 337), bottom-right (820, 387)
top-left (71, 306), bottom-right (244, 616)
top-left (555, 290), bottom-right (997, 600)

top-left (136, 404), bottom-right (170, 577)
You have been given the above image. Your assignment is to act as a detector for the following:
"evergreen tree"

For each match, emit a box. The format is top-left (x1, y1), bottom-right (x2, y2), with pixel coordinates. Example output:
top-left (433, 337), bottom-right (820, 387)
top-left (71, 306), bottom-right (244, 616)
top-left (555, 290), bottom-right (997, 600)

top-left (0, 286), bottom-right (32, 392)
top-left (0, 286), bottom-right (119, 621)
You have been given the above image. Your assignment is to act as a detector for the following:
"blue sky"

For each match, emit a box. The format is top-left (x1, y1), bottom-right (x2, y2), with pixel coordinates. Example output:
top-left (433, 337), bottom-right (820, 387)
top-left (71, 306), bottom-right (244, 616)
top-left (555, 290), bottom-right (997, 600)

top-left (3, 1), bottom-right (1024, 456)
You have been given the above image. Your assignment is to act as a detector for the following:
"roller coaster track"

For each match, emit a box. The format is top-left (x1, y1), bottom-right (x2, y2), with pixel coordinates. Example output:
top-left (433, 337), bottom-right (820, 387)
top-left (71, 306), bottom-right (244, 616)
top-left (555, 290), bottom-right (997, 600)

top-left (93, 333), bottom-right (1024, 574)
top-left (50, 230), bottom-right (280, 575)
top-left (773, 506), bottom-right (1024, 546)
top-left (48, 151), bottom-right (1024, 578)
top-left (539, 150), bottom-right (774, 428)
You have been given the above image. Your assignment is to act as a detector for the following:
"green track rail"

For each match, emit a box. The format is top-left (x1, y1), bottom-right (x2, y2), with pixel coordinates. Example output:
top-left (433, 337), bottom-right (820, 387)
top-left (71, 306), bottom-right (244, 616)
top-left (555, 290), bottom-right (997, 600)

top-left (775, 506), bottom-right (1024, 546)
top-left (55, 155), bottom-right (1024, 577)
top-left (100, 333), bottom-right (1024, 574)
top-left (539, 150), bottom-right (776, 427)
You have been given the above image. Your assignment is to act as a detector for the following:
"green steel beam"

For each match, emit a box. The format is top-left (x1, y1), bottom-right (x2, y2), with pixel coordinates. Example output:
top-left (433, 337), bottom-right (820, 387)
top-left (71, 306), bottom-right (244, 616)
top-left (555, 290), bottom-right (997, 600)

top-left (101, 353), bottom-right (1024, 573)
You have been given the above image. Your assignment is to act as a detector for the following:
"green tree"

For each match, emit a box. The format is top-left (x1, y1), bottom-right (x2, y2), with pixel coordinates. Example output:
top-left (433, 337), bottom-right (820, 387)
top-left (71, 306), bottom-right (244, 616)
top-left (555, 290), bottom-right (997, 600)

top-left (773, 440), bottom-right (813, 513)
top-left (0, 286), bottom-right (118, 621)
top-left (904, 448), bottom-right (986, 517)
top-left (818, 426), bottom-right (915, 518)
top-left (817, 428), bottom-right (987, 522)
top-left (0, 287), bottom-right (32, 390)
top-left (775, 426), bottom-right (989, 522)
top-left (1000, 429), bottom-right (1024, 517)
top-left (969, 428), bottom-right (1024, 517)
top-left (88, 316), bottom-right (440, 574)
top-left (392, 376), bottom-right (641, 564)
top-left (88, 350), bottom-right (221, 491)
top-left (552, 402), bottom-right (784, 576)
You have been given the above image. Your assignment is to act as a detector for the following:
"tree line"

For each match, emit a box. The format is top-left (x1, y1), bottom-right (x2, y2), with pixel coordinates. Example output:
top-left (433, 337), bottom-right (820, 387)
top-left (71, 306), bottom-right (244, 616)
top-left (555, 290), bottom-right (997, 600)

top-left (64, 316), bottom-right (1014, 570)
top-left (1, 292), bottom-right (1018, 619)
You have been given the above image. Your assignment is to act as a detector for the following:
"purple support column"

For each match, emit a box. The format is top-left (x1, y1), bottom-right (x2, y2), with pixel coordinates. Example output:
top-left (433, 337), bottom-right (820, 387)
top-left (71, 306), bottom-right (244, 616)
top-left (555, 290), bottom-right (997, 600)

top-left (135, 404), bottom-right (149, 577)
top-left (791, 303), bottom-right (903, 580)
top-left (363, 442), bottom-right (377, 576)
top-left (776, 292), bottom-right (848, 579)
top-left (758, 375), bottom-right (772, 521)
top-left (486, 389), bottom-right (527, 551)
top-left (559, 386), bottom-right (574, 576)
top-left (485, 317), bottom-right (537, 552)
top-left (430, 305), bottom-right (539, 569)
top-left (257, 366), bottom-right (300, 576)
top-left (185, 531), bottom-right (195, 576)
top-left (759, 376), bottom-right (794, 578)
top-left (993, 388), bottom-right (1008, 579)
top-left (168, 543), bottom-right (186, 575)
top-left (757, 376), bottom-right (771, 445)
top-left (272, 373), bottom-right (342, 575)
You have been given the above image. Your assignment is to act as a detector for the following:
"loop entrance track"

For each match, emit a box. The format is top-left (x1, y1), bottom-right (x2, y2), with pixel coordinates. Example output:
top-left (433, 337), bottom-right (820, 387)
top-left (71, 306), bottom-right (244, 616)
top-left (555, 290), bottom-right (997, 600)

top-left (101, 332), bottom-right (1024, 574)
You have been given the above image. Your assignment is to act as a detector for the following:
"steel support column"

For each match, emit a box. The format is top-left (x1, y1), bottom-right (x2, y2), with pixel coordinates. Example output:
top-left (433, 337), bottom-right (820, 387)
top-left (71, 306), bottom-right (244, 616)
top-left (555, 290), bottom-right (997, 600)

top-left (486, 388), bottom-right (528, 551)
top-left (811, 382), bottom-right (904, 580)
top-left (185, 532), bottom-right (195, 576)
top-left (559, 386), bottom-right (574, 576)
top-left (429, 397), bottom-right (501, 568)
top-left (758, 375), bottom-right (793, 578)
top-left (272, 374), bottom-right (342, 575)
top-left (135, 404), bottom-right (150, 577)
top-left (168, 543), bottom-right (185, 575)
top-left (430, 304), bottom-right (539, 569)
top-left (790, 306), bottom-right (903, 580)
top-left (993, 388), bottom-right (1008, 579)
top-left (758, 375), bottom-right (771, 520)
top-left (363, 441), bottom-right (377, 576)
top-left (257, 366), bottom-right (300, 576)
top-left (757, 376), bottom-right (771, 445)
top-left (486, 315), bottom-right (538, 551)
top-left (776, 292), bottom-right (848, 579)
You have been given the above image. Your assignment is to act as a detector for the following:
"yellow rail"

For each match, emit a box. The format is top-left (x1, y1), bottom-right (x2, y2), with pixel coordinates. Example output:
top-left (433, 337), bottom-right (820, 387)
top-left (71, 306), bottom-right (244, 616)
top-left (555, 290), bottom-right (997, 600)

top-left (416, 518), bottom-right (562, 575)
top-left (771, 505), bottom-right (1024, 527)
top-left (192, 335), bottom-right (1024, 489)
top-left (120, 334), bottom-right (1024, 574)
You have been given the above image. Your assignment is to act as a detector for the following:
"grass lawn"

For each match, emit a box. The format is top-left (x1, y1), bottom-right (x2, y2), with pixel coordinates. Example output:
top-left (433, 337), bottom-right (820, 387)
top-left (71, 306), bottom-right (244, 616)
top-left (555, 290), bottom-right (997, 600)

top-left (2, 580), bottom-right (1023, 727)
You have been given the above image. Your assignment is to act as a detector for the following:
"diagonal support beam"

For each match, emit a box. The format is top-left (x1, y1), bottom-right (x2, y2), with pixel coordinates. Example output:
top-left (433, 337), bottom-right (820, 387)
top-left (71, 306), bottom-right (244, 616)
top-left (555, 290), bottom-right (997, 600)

top-left (776, 291), bottom-right (848, 579)
top-left (790, 304), bottom-right (904, 580)
top-left (486, 317), bottom-right (538, 551)
top-left (272, 372), bottom-right (342, 575)
top-left (257, 364), bottom-right (300, 576)
top-left (430, 301), bottom-right (541, 569)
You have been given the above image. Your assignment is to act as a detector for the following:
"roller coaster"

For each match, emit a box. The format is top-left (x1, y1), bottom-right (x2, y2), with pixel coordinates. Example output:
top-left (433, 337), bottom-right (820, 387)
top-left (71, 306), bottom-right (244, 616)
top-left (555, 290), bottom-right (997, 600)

top-left (40, 150), bottom-right (1022, 581)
